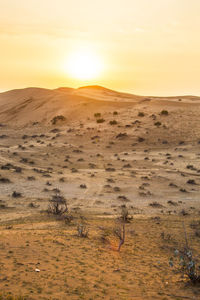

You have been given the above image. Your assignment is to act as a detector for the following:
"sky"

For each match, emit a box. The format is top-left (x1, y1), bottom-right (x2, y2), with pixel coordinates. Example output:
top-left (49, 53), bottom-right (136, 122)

top-left (0, 0), bottom-right (200, 96)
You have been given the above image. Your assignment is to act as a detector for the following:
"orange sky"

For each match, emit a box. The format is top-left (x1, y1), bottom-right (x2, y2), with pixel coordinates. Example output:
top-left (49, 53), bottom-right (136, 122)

top-left (1, 0), bottom-right (200, 96)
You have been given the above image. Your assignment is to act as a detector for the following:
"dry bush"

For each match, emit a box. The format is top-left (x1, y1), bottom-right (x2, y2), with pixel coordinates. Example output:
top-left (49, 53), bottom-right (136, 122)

top-left (96, 118), bottom-right (105, 123)
top-left (149, 201), bottom-right (163, 208)
top-left (94, 113), bottom-right (101, 118)
top-left (161, 110), bottom-right (169, 115)
top-left (109, 120), bottom-right (118, 125)
top-left (77, 224), bottom-right (89, 238)
top-left (114, 223), bottom-right (125, 252)
top-left (138, 112), bottom-right (145, 117)
top-left (169, 222), bottom-right (200, 284)
top-left (12, 191), bottom-right (22, 198)
top-left (51, 115), bottom-right (66, 125)
top-left (119, 205), bottom-right (132, 223)
top-left (154, 121), bottom-right (162, 127)
top-left (0, 177), bottom-right (11, 183)
top-left (48, 194), bottom-right (68, 216)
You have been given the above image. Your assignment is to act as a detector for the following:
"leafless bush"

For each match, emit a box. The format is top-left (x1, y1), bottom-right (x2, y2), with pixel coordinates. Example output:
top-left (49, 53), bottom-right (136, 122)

top-left (12, 191), bottom-right (22, 198)
top-left (96, 118), bottom-right (105, 123)
top-left (48, 194), bottom-right (68, 215)
top-left (114, 223), bottom-right (125, 252)
top-left (77, 224), bottom-right (89, 238)
top-left (161, 110), bottom-right (169, 115)
top-left (119, 206), bottom-right (132, 223)
top-left (94, 113), bottom-right (101, 118)
top-left (51, 115), bottom-right (66, 125)
top-left (169, 222), bottom-right (200, 284)
top-left (109, 120), bottom-right (118, 125)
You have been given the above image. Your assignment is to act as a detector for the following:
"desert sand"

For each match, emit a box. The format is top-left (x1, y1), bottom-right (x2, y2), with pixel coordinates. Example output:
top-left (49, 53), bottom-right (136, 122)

top-left (0, 85), bottom-right (200, 299)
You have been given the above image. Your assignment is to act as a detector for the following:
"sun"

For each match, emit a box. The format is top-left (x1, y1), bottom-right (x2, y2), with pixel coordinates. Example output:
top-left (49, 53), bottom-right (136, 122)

top-left (66, 50), bottom-right (102, 80)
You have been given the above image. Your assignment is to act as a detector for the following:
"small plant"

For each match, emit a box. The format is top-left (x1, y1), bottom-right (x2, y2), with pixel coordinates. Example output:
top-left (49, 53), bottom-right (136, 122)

top-left (187, 179), bottom-right (196, 185)
top-left (77, 224), bottom-right (89, 238)
top-left (51, 115), bottom-right (66, 125)
top-left (154, 121), bottom-right (161, 127)
top-left (138, 137), bottom-right (145, 142)
top-left (116, 133), bottom-right (127, 139)
top-left (12, 191), bottom-right (22, 198)
top-left (161, 110), bottom-right (169, 115)
top-left (149, 201), bottom-right (163, 208)
top-left (94, 113), bottom-right (101, 118)
top-left (114, 223), bottom-right (125, 252)
top-left (119, 205), bottom-right (132, 223)
top-left (138, 112), bottom-right (145, 117)
top-left (48, 194), bottom-right (68, 215)
top-left (80, 184), bottom-right (87, 189)
top-left (96, 118), bottom-right (105, 123)
top-left (169, 222), bottom-right (200, 284)
top-left (0, 177), bottom-right (11, 183)
top-left (113, 111), bottom-right (118, 115)
top-left (109, 120), bottom-right (118, 125)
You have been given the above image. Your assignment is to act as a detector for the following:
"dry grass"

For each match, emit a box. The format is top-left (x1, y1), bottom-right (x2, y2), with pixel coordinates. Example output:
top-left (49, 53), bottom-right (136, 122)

top-left (0, 214), bottom-right (200, 299)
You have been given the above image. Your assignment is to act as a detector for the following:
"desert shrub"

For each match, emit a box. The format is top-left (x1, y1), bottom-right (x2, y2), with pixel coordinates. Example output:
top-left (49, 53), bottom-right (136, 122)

top-left (138, 137), bottom-right (145, 142)
top-left (77, 224), bottom-right (89, 238)
top-left (15, 167), bottom-right (22, 173)
top-left (161, 110), bottom-right (169, 115)
top-left (187, 179), bottom-right (196, 185)
top-left (94, 113), bottom-right (101, 118)
top-left (113, 223), bottom-right (125, 252)
top-left (113, 111), bottom-right (118, 115)
top-left (116, 133), bottom-right (127, 139)
top-left (0, 295), bottom-right (27, 300)
top-left (109, 120), bottom-right (118, 125)
top-left (169, 223), bottom-right (200, 284)
top-left (96, 118), bottom-right (105, 123)
top-left (120, 205), bottom-right (132, 223)
top-left (80, 184), bottom-right (87, 189)
top-left (99, 227), bottom-right (111, 245)
top-left (48, 194), bottom-right (68, 215)
top-left (12, 191), bottom-right (22, 198)
top-left (138, 112), bottom-right (145, 117)
top-left (27, 176), bottom-right (35, 181)
top-left (64, 214), bottom-right (73, 224)
top-left (154, 121), bottom-right (161, 127)
top-left (51, 115), bottom-right (66, 125)
top-left (113, 186), bottom-right (120, 192)
top-left (0, 177), bottom-right (11, 183)
top-left (149, 201), bottom-right (163, 208)
top-left (105, 167), bottom-right (116, 172)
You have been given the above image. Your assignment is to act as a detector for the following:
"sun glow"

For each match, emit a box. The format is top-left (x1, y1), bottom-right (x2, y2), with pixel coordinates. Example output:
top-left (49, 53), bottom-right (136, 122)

top-left (66, 50), bottom-right (103, 81)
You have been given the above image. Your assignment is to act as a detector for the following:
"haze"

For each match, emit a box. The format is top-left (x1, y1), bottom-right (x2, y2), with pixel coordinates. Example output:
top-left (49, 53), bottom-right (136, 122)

top-left (1, 0), bottom-right (200, 95)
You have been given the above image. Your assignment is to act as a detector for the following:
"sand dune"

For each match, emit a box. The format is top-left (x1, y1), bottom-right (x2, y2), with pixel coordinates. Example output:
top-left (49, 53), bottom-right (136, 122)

top-left (0, 85), bottom-right (200, 299)
top-left (0, 85), bottom-right (200, 126)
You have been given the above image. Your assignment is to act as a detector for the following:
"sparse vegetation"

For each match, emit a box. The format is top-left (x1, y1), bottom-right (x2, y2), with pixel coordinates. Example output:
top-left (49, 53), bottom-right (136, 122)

top-left (94, 113), bottom-right (101, 118)
top-left (48, 194), bottom-right (68, 215)
top-left (161, 110), bottom-right (169, 115)
top-left (12, 191), bottom-right (22, 198)
top-left (77, 223), bottom-right (89, 238)
top-left (113, 223), bottom-right (125, 252)
top-left (96, 118), bottom-right (105, 123)
top-left (170, 222), bottom-right (200, 284)
top-left (51, 115), bottom-right (66, 125)
top-left (154, 121), bottom-right (162, 126)
top-left (109, 120), bottom-right (118, 125)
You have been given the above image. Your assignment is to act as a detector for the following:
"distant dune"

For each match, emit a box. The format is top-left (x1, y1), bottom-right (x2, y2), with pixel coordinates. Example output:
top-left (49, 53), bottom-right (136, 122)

top-left (0, 85), bottom-right (200, 126)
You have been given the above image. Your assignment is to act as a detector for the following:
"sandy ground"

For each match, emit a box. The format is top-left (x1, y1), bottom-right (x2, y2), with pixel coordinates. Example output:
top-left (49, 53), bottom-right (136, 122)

top-left (0, 85), bottom-right (200, 299)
